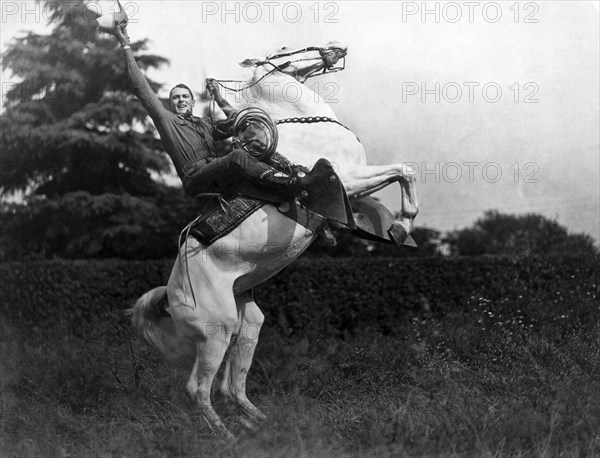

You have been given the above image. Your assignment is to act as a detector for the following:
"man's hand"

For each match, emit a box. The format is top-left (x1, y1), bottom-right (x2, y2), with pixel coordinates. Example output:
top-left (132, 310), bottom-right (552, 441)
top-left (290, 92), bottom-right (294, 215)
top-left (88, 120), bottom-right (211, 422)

top-left (115, 23), bottom-right (131, 47)
top-left (207, 78), bottom-right (237, 118)
top-left (206, 78), bottom-right (223, 101)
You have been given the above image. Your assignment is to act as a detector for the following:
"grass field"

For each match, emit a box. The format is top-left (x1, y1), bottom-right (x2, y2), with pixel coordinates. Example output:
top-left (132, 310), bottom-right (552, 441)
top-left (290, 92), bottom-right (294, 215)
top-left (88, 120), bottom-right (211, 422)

top-left (1, 259), bottom-right (599, 457)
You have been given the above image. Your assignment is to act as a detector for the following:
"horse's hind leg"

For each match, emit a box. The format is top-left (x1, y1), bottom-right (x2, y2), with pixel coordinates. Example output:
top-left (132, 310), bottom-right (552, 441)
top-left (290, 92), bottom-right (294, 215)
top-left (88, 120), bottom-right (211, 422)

top-left (182, 309), bottom-right (238, 439)
top-left (168, 247), bottom-right (238, 438)
top-left (220, 290), bottom-right (266, 427)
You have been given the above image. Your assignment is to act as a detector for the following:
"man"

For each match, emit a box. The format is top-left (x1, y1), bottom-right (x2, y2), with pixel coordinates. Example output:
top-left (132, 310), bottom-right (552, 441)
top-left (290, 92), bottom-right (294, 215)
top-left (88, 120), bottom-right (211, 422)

top-left (115, 23), bottom-right (303, 199)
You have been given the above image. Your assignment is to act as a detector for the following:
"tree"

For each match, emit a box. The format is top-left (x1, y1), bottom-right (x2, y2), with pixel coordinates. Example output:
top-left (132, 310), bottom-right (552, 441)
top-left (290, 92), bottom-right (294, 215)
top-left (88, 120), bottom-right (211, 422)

top-left (0, 0), bottom-right (198, 259)
top-left (445, 210), bottom-right (598, 256)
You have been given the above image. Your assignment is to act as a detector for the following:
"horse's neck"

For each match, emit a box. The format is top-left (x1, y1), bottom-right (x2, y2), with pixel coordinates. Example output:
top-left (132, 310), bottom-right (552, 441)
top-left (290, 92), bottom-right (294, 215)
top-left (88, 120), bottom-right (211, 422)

top-left (244, 71), bottom-right (336, 120)
top-left (235, 66), bottom-right (364, 169)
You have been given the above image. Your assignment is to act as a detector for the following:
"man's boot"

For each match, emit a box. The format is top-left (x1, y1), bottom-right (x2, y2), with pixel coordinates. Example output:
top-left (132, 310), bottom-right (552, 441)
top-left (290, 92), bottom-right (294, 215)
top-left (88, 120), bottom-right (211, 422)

top-left (257, 168), bottom-right (308, 198)
top-left (258, 160), bottom-right (333, 200)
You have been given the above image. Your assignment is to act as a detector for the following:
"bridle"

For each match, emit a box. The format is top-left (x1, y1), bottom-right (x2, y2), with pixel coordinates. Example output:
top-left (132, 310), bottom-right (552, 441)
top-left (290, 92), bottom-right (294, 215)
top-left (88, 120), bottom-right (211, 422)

top-left (265, 46), bottom-right (346, 75)
top-left (213, 45), bottom-right (346, 93)
top-left (208, 45), bottom-right (353, 139)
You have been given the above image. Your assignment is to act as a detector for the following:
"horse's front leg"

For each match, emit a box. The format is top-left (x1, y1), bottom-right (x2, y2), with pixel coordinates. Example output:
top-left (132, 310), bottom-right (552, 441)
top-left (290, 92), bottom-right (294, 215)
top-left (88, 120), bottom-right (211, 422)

top-left (338, 163), bottom-right (419, 246)
top-left (391, 173), bottom-right (419, 245)
top-left (339, 163), bottom-right (419, 218)
top-left (398, 169), bottom-right (419, 220)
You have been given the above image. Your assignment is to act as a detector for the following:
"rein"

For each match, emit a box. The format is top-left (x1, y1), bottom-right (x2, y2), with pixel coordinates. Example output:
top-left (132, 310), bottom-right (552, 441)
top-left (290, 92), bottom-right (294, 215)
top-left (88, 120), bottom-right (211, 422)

top-left (208, 45), bottom-right (350, 137)
top-left (267, 46), bottom-right (322, 60)
top-left (215, 61), bottom-right (287, 93)
top-left (213, 45), bottom-right (346, 93)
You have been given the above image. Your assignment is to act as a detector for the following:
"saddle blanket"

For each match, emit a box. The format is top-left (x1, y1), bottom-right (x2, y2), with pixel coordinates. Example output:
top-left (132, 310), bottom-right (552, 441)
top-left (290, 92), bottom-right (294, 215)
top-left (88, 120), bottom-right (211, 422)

top-left (187, 195), bottom-right (265, 245)
top-left (184, 194), bottom-right (328, 246)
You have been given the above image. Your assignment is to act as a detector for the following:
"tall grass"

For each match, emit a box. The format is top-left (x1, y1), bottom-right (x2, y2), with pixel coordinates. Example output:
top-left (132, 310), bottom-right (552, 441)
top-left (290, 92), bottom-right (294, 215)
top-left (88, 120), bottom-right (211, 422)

top-left (1, 256), bottom-right (599, 457)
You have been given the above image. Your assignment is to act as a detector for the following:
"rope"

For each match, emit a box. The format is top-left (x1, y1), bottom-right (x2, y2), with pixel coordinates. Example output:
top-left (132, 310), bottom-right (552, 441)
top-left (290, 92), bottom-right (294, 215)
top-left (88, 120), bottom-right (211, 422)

top-left (178, 193), bottom-right (230, 309)
top-left (178, 215), bottom-right (201, 309)
top-left (233, 107), bottom-right (279, 161)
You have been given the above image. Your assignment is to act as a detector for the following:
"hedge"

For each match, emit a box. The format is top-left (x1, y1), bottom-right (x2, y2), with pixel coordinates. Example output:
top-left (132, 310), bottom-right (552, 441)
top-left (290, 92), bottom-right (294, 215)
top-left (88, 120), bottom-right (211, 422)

top-left (0, 255), bottom-right (598, 339)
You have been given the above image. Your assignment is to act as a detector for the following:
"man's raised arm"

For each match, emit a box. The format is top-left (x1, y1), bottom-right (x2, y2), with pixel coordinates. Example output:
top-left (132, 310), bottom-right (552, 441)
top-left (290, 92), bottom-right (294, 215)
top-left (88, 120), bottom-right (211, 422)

top-left (116, 24), bottom-right (166, 121)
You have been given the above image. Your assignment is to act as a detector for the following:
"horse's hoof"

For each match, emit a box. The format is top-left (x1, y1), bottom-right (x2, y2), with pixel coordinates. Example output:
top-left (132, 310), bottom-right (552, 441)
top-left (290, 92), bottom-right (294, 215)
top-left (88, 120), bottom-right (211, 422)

top-left (388, 221), bottom-right (408, 247)
top-left (238, 416), bottom-right (261, 432)
top-left (216, 427), bottom-right (236, 442)
top-left (389, 220), bottom-right (417, 248)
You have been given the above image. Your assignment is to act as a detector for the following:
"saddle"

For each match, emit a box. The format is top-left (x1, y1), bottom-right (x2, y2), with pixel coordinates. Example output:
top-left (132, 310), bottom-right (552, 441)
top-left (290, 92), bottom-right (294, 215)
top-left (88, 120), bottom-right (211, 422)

top-left (185, 158), bottom-right (417, 248)
top-left (237, 158), bottom-right (355, 227)
top-left (186, 158), bottom-right (354, 246)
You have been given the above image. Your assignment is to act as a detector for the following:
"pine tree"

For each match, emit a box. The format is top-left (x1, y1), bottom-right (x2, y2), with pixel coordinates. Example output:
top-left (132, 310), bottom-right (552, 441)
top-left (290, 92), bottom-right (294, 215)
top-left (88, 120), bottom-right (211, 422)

top-left (0, 0), bottom-right (197, 259)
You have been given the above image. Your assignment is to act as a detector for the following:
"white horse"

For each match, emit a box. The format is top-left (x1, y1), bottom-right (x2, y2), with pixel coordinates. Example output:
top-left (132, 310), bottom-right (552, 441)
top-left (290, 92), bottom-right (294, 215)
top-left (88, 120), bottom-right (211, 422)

top-left (129, 42), bottom-right (418, 438)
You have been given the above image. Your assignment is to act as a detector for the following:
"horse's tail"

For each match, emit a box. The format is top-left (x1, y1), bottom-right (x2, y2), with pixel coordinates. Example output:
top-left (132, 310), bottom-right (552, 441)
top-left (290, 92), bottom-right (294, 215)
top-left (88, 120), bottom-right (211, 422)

top-left (127, 286), bottom-right (195, 369)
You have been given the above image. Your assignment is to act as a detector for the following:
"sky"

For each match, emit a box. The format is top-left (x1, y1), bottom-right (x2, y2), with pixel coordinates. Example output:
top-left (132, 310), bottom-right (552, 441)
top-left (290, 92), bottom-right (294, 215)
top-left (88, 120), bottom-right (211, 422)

top-left (1, 1), bottom-right (599, 242)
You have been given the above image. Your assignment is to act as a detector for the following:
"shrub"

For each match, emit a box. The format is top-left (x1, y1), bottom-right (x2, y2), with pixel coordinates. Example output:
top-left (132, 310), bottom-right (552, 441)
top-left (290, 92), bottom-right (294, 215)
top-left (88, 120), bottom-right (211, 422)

top-left (0, 255), bottom-right (597, 338)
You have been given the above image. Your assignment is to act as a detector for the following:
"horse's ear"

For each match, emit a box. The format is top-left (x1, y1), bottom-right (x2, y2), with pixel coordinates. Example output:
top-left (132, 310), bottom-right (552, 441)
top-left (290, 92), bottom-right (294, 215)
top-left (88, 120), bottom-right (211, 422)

top-left (323, 41), bottom-right (348, 53)
top-left (239, 58), bottom-right (261, 68)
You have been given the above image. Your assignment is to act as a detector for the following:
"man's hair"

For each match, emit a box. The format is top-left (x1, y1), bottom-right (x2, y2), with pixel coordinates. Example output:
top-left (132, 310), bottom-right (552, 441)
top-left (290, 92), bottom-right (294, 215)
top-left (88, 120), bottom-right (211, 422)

top-left (169, 83), bottom-right (194, 100)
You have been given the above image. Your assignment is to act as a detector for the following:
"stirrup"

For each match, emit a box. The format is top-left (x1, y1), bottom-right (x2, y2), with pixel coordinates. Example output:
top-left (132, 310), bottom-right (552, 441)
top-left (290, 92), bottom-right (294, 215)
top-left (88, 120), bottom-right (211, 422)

top-left (290, 158), bottom-right (355, 227)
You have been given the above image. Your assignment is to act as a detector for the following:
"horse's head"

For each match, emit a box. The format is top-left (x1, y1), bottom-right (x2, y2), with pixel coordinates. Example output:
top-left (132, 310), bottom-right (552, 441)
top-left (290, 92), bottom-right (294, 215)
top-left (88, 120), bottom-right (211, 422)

top-left (240, 41), bottom-right (348, 83)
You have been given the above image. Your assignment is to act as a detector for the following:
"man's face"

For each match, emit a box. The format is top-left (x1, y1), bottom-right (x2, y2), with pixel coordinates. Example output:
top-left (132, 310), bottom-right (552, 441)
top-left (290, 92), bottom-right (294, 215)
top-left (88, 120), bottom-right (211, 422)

top-left (169, 87), bottom-right (195, 115)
